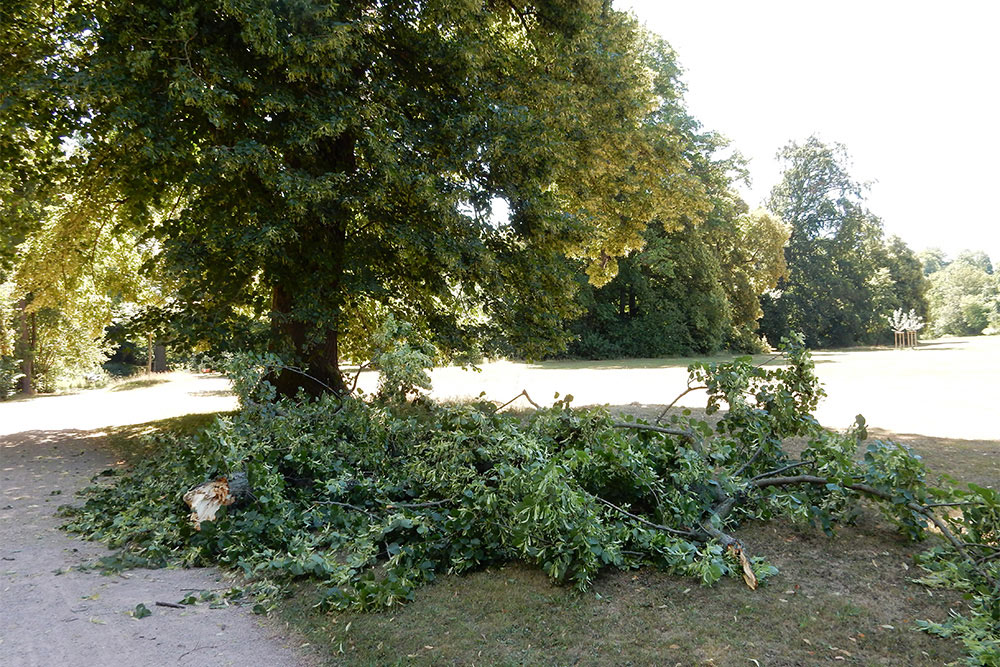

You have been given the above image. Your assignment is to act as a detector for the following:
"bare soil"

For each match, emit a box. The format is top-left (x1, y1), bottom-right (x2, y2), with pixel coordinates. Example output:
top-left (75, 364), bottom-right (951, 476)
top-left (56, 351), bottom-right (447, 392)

top-left (0, 373), bottom-right (312, 667)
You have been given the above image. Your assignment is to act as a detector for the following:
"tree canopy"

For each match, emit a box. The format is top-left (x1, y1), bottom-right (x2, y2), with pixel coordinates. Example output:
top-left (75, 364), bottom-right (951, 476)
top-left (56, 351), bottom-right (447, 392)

top-left (926, 254), bottom-right (999, 336)
top-left (3, 0), bottom-right (724, 395)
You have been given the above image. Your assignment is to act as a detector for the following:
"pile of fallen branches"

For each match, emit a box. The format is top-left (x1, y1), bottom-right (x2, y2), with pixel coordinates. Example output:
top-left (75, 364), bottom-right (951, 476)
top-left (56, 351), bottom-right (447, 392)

top-left (62, 337), bottom-right (999, 661)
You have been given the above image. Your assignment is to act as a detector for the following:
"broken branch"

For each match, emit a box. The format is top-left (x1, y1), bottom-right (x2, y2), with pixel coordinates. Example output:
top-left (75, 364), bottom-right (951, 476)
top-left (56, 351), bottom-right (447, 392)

top-left (593, 496), bottom-right (698, 538)
top-left (654, 384), bottom-right (708, 424)
top-left (495, 389), bottom-right (542, 411)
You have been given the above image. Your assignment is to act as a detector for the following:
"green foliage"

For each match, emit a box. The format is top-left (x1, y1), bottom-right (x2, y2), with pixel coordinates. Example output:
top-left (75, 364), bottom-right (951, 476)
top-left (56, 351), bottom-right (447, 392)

top-left (131, 603), bottom-right (152, 619)
top-left (565, 206), bottom-right (787, 359)
top-left (8, 0), bottom-right (725, 393)
top-left (0, 355), bottom-right (24, 399)
top-left (567, 221), bottom-right (730, 358)
top-left (920, 247), bottom-right (950, 276)
top-left (913, 483), bottom-right (1000, 665)
top-left (926, 257), bottom-right (999, 336)
top-left (370, 315), bottom-right (437, 403)
top-left (60, 340), bottom-right (999, 662)
top-left (562, 61), bottom-right (789, 361)
top-left (761, 138), bottom-right (928, 348)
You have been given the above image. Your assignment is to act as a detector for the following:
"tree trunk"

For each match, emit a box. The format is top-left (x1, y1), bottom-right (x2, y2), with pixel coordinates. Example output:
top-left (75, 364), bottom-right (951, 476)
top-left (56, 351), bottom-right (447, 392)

top-left (16, 298), bottom-right (33, 395)
top-left (146, 334), bottom-right (153, 374)
top-left (269, 285), bottom-right (348, 398)
top-left (267, 131), bottom-right (354, 400)
top-left (0, 304), bottom-right (10, 357)
top-left (153, 344), bottom-right (167, 372)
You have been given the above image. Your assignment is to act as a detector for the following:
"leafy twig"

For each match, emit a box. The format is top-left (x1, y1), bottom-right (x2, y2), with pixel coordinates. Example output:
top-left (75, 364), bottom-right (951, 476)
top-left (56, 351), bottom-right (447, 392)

top-left (654, 384), bottom-right (708, 424)
top-left (593, 496), bottom-right (698, 538)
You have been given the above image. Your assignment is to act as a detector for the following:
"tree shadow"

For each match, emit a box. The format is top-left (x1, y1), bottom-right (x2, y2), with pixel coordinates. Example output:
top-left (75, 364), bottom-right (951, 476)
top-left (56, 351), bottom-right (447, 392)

top-left (524, 353), bottom-right (785, 371)
top-left (109, 377), bottom-right (170, 392)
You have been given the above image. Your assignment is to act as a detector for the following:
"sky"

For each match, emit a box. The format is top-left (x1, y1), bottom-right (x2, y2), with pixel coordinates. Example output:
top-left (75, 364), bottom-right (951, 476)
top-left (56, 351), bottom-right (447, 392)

top-left (619, 0), bottom-right (1000, 263)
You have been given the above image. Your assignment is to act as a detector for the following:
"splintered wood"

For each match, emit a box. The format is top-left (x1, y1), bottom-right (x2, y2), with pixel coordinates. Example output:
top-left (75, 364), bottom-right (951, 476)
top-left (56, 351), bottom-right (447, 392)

top-left (183, 477), bottom-right (236, 530)
top-left (727, 544), bottom-right (758, 590)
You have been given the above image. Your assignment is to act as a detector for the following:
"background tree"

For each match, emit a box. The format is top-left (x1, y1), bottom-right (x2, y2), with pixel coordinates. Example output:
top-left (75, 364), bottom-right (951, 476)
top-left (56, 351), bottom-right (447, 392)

top-left (760, 137), bottom-right (925, 348)
top-left (926, 256), bottom-right (999, 336)
top-left (561, 41), bottom-right (789, 360)
top-left (710, 208), bottom-right (789, 349)
top-left (568, 219), bottom-right (731, 358)
top-left (882, 236), bottom-right (929, 321)
top-left (918, 247), bottom-right (949, 276)
top-left (6, 192), bottom-right (155, 390)
top-left (954, 250), bottom-right (994, 275)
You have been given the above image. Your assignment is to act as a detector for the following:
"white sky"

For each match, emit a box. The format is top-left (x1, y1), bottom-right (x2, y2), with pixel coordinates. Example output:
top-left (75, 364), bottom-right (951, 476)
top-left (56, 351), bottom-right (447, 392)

top-left (620, 0), bottom-right (1000, 263)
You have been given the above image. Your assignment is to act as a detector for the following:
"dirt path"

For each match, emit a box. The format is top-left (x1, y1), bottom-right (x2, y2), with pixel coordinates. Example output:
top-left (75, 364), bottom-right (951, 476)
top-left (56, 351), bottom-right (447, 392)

top-left (0, 373), bottom-right (310, 667)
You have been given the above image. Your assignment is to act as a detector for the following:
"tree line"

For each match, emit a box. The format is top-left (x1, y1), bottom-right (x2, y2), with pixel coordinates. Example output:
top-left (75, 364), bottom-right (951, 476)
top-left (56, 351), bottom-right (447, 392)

top-left (0, 0), bottom-right (994, 396)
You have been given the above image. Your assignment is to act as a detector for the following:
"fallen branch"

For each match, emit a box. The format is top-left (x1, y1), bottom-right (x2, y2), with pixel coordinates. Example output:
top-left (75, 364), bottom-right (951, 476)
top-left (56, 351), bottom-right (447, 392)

top-left (694, 517), bottom-right (757, 590)
top-left (495, 389), bottom-right (542, 411)
top-left (752, 475), bottom-right (997, 586)
top-left (731, 446), bottom-right (770, 478)
top-left (654, 384), bottom-right (708, 424)
top-left (183, 472), bottom-right (249, 530)
top-left (612, 421), bottom-right (698, 441)
top-left (750, 461), bottom-right (810, 481)
top-left (314, 498), bottom-right (454, 517)
top-left (383, 499), bottom-right (454, 509)
top-left (155, 601), bottom-right (185, 609)
top-left (346, 361), bottom-right (373, 394)
top-left (593, 496), bottom-right (698, 538)
top-left (313, 500), bottom-right (378, 518)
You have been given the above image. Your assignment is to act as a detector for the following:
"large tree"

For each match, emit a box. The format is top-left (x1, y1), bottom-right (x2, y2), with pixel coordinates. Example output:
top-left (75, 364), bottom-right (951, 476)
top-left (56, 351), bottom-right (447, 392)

top-left (5, 0), bottom-right (711, 395)
top-left (760, 137), bottom-right (924, 348)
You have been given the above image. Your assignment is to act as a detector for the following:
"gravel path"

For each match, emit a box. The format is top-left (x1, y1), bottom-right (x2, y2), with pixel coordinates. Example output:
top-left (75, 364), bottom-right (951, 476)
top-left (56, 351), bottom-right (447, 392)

top-left (0, 373), bottom-right (310, 667)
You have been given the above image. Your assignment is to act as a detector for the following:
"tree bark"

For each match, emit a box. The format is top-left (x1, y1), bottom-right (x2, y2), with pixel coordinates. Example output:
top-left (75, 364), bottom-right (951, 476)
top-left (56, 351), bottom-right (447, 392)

top-left (152, 344), bottom-right (167, 372)
top-left (16, 297), bottom-right (33, 395)
top-left (269, 287), bottom-right (348, 398)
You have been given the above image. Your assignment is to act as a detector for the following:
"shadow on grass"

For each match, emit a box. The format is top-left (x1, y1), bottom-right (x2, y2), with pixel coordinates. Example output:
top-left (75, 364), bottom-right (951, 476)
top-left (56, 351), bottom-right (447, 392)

top-left (109, 377), bottom-right (171, 392)
top-left (187, 389), bottom-right (234, 398)
top-left (866, 428), bottom-right (1000, 489)
top-left (525, 352), bottom-right (786, 371)
top-left (100, 411), bottom-right (232, 463)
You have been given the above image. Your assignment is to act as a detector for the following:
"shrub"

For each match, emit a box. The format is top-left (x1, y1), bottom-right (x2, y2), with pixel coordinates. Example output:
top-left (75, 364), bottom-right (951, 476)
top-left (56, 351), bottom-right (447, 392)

top-left (0, 356), bottom-right (24, 399)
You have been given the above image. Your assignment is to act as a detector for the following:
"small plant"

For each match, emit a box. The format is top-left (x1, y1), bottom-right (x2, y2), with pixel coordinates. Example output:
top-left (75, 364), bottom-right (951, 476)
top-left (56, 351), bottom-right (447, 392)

top-left (0, 356), bottom-right (24, 399)
top-left (370, 314), bottom-right (437, 403)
